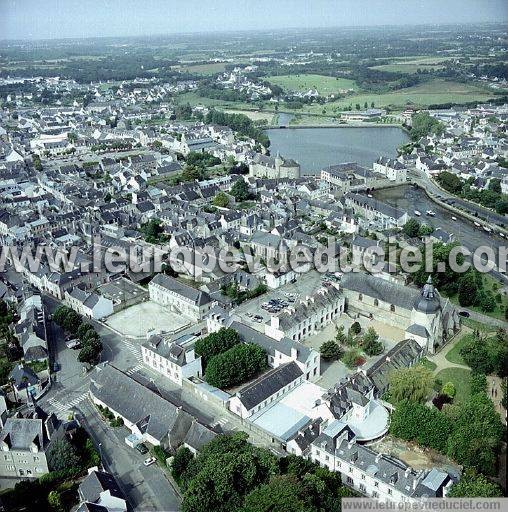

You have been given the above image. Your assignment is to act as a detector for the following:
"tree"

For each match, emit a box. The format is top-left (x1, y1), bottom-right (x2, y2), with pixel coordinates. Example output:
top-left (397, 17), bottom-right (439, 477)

top-left (53, 305), bottom-right (72, 325)
top-left (61, 310), bottom-right (82, 334)
top-left (350, 322), bottom-right (361, 335)
top-left (341, 349), bottom-right (365, 369)
top-left (320, 340), bottom-right (343, 361)
top-left (171, 446), bottom-right (194, 482)
top-left (447, 470), bottom-right (502, 497)
top-left (242, 475), bottom-right (310, 512)
top-left (446, 393), bottom-right (504, 475)
top-left (389, 400), bottom-right (452, 452)
top-left (47, 439), bottom-right (80, 472)
top-left (442, 382), bottom-right (456, 398)
top-left (194, 328), bottom-right (241, 368)
top-left (212, 191), bottom-right (230, 208)
top-left (403, 219), bottom-right (420, 238)
top-left (204, 343), bottom-right (267, 389)
top-left (361, 327), bottom-right (383, 356)
top-left (47, 490), bottom-right (64, 512)
top-left (140, 218), bottom-right (169, 244)
top-left (77, 323), bottom-right (95, 340)
top-left (388, 365), bottom-right (434, 404)
top-left (410, 112), bottom-right (444, 141)
top-left (436, 171), bottom-right (462, 194)
top-left (230, 179), bottom-right (251, 202)
top-left (457, 275), bottom-right (478, 307)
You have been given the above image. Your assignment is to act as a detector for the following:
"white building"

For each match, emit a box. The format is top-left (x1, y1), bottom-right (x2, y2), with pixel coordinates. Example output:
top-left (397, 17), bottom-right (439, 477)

top-left (265, 284), bottom-right (344, 342)
top-left (149, 274), bottom-right (212, 322)
top-left (65, 287), bottom-right (114, 320)
top-left (141, 334), bottom-right (202, 386)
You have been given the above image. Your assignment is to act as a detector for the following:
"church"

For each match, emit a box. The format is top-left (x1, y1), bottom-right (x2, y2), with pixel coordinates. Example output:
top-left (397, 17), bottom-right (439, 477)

top-left (249, 152), bottom-right (300, 179)
top-left (340, 273), bottom-right (460, 354)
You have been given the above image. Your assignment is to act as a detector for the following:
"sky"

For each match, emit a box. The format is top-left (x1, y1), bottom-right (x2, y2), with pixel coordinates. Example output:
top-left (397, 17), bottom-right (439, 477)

top-left (1, 0), bottom-right (507, 40)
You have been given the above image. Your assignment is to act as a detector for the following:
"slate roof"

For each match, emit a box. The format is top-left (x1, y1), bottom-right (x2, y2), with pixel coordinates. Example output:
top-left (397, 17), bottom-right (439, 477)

top-left (89, 364), bottom-right (191, 442)
top-left (236, 362), bottom-right (303, 411)
top-left (341, 273), bottom-right (419, 310)
top-left (183, 421), bottom-right (218, 452)
top-left (150, 274), bottom-right (210, 306)
top-left (228, 320), bottom-right (313, 364)
top-left (79, 469), bottom-right (126, 503)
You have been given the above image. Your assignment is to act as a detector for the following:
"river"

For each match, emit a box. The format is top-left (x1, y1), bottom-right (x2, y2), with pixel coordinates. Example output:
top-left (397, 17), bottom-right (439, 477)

top-left (266, 126), bottom-right (409, 174)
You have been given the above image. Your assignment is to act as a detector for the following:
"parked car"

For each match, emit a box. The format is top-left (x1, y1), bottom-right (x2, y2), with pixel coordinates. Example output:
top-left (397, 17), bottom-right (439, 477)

top-left (66, 339), bottom-right (81, 349)
top-left (136, 443), bottom-right (148, 454)
top-left (143, 457), bottom-right (157, 466)
top-left (458, 311), bottom-right (470, 318)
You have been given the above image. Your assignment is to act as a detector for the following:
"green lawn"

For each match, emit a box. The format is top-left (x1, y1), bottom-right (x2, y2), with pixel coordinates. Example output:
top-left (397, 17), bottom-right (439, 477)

top-left (419, 357), bottom-right (437, 371)
top-left (462, 317), bottom-right (498, 333)
top-left (435, 368), bottom-right (472, 404)
top-left (266, 74), bottom-right (358, 95)
top-left (444, 334), bottom-right (472, 366)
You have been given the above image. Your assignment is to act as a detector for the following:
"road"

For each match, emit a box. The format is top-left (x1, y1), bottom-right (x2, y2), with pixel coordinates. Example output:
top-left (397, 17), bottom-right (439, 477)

top-left (38, 295), bottom-right (183, 511)
top-left (75, 402), bottom-right (181, 512)
top-left (410, 167), bottom-right (507, 229)
top-left (374, 183), bottom-right (508, 285)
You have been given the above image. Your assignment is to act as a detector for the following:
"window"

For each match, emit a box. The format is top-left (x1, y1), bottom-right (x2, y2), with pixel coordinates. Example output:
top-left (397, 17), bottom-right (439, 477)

top-left (390, 304), bottom-right (395, 312)
top-left (358, 293), bottom-right (363, 301)
top-left (361, 474), bottom-right (365, 480)
top-left (374, 299), bottom-right (379, 306)
top-left (388, 489), bottom-right (392, 495)
top-left (374, 482), bottom-right (379, 488)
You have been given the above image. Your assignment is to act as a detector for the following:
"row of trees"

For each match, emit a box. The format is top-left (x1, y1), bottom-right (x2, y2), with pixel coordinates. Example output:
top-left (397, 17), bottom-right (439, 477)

top-left (53, 306), bottom-right (103, 365)
top-left (172, 432), bottom-right (356, 512)
top-left (436, 171), bottom-right (508, 216)
top-left (205, 109), bottom-right (270, 148)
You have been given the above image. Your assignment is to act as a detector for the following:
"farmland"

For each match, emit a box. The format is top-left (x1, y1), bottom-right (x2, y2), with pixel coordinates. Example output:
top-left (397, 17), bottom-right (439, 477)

top-left (266, 74), bottom-right (358, 95)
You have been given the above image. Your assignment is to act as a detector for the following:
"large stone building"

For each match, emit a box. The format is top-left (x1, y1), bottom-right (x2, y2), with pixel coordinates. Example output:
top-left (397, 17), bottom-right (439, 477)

top-left (340, 273), bottom-right (459, 354)
top-left (148, 273), bottom-right (212, 322)
top-left (249, 152), bottom-right (300, 179)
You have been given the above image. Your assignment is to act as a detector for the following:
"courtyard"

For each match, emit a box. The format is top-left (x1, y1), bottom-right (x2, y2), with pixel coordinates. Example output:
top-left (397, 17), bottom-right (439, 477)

top-left (105, 301), bottom-right (190, 338)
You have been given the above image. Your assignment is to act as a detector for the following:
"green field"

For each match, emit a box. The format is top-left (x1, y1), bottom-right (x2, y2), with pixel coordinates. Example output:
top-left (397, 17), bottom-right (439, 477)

top-left (371, 63), bottom-right (446, 74)
top-left (181, 62), bottom-right (228, 75)
top-left (435, 368), bottom-right (472, 404)
top-left (303, 79), bottom-right (497, 112)
top-left (266, 74), bottom-right (358, 95)
top-left (444, 334), bottom-right (471, 366)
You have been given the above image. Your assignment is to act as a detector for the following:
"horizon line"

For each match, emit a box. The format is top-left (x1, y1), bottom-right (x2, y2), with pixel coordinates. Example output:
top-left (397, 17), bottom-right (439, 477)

top-left (1, 20), bottom-right (506, 45)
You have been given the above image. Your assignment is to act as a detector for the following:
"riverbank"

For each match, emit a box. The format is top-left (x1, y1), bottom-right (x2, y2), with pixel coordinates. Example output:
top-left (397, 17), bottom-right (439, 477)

top-left (265, 122), bottom-right (403, 129)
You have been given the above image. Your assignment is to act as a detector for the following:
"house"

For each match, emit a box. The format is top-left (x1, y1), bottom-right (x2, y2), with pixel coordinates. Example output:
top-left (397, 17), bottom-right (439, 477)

top-left (344, 193), bottom-right (409, 229)
top-left (15, 295), bottom-right (48, 362)
top-left (373, 157), bottom-right (407, 182)
top-left (89, 363), bottom-right (193, 449)
top-left (8, 364), bottom-right (42, 403)
top-left (65, 286), bottom-right (114, 320)
top-left (229, 362), bottom-right (304, 419)
top-left (183, 420), bottom-right (219, 455)
top-left (148, 274), bottom-right (212, 322)
top-left (78, 468), bottom-right (128, 512)
top-left (141, 333), bottom-right (202, 386)
top-left (249, 153), bottom-right (300, 179)
top-left (351, 235), bottom-right (383, 266)
top-left (0, 408), bottom-right (61, 480)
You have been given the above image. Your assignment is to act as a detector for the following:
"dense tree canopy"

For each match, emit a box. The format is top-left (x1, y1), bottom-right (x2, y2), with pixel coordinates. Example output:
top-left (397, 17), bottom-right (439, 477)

top-left (205, 343), bottom-right (267, 389)
top-left (388, 365), bottom-right (434, 404)
top-left (194, 328), bottom-right (241, 368)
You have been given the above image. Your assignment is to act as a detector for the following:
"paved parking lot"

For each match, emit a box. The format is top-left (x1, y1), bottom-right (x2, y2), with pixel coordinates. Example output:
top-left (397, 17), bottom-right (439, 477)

top-left (105, 301), bottom-right (190, 338)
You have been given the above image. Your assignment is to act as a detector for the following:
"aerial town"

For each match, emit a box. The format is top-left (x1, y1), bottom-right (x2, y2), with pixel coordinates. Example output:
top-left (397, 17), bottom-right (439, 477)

top-left (0, 3), bottom-right (507, 512)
